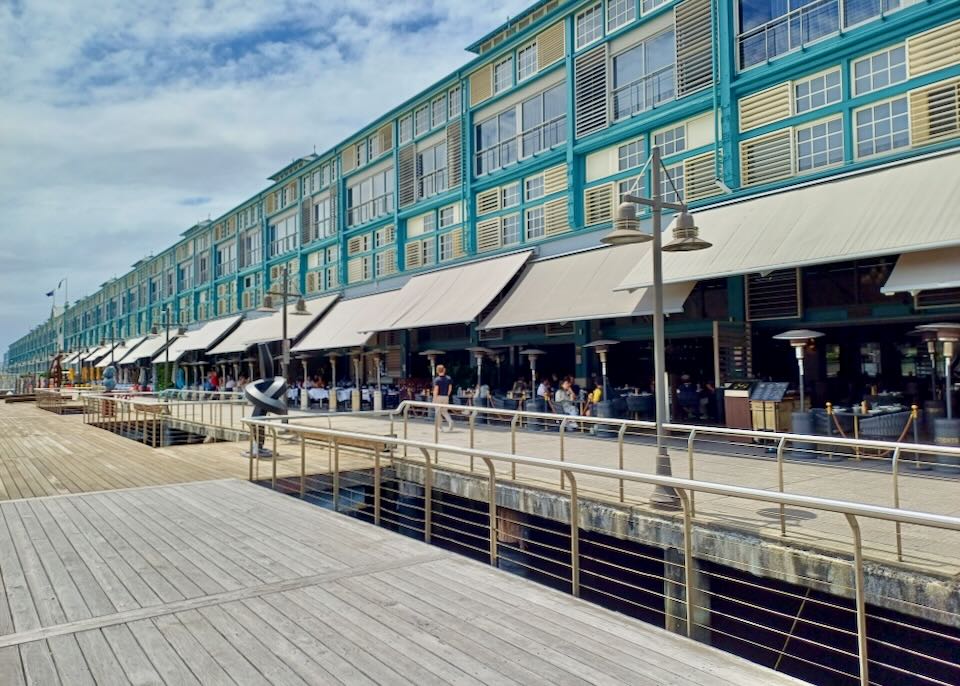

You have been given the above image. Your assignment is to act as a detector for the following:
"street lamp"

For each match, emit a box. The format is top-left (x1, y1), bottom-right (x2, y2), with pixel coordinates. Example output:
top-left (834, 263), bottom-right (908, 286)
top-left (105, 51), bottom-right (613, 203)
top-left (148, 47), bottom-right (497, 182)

top-left (772, 329), bottom-right (824, 413)
top-left (600, 145), bottom-right (712, 510)
top-left (258, 264), bottom-right (310, 387)
top-left (583, 340), bottom-right (619, 402)
top-left (150, 305), bottom-right (183, 391)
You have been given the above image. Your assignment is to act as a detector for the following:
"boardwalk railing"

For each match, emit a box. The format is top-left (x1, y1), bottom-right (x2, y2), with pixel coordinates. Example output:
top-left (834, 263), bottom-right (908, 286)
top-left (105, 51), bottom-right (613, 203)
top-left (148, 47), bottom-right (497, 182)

top-left (241, 415), bottom-right (960, 686)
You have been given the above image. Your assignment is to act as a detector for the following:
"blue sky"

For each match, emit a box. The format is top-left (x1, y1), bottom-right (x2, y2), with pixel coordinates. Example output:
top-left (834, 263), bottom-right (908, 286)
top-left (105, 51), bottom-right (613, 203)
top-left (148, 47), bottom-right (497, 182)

top-left (0, 0), bottom-right (533, 357)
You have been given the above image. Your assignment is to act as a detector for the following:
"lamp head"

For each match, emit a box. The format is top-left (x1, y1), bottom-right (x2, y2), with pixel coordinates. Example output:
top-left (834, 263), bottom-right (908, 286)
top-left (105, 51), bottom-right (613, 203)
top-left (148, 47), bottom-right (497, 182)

top-left (291, 297), bottom-right (310, 316)
top-left (150, 325), bottom-right (159, 336)
top-left (663, 211), bottom-right (712, 252)
top-left (257, 294), bottom-right (277, 313)
top-left (600, 203), bottom-right (652, 246)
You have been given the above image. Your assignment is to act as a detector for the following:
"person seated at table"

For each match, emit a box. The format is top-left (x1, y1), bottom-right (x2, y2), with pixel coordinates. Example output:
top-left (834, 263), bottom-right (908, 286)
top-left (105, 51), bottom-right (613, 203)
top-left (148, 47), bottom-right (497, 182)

top-left (677, 374), bottom-right (700, 420)
top-left (554, 378), bottom-right (579, 430)
top-left (511, 378), bottom-right (528, 397)
top-left (224, 376), bottom-right (236, 391)
top-left (236, 375), bottom-right (247, 393)
top-left (583, 380), bottom-right (602, 416)
top-left (536, 376), bottom-right (551, 401)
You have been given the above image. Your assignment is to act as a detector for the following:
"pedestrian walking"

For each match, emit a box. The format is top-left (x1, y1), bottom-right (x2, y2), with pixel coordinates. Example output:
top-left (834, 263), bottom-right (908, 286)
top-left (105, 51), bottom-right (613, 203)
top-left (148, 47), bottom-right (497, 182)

top-left (433, 364), bottom-right (455, 432)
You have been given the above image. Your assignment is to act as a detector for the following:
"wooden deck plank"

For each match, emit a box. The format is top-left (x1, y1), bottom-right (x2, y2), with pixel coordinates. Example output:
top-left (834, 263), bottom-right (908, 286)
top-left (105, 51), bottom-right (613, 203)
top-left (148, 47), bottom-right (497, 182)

top-left (125, 617), bottom-right (203, 686)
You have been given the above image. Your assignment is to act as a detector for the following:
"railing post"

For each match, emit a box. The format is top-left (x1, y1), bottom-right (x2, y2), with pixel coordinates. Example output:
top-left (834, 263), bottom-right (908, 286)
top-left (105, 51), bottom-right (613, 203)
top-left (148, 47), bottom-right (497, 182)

top-left (272, 432), bottom-right (278, 489)
top-left (777, 436), bottom-right (787, 536)
top-left (844, 513), bottom-right (870, 686)
top-left (374, 448), bottom-right (381, 526)
top-left (559, 422), bottom-right (566, 490)
top-left (434, 405), bottom-right (440, 464)
top-left (565, 470), bottom-right (580, 597)
top-left (687, 429), bottom-right (697, 517)
top-left (482, 457), bottom-right (497, 567)
top-left (418, 447), bottom-right (433, 544)
top-left (300, 435), bottom-right (307, 498)
top-left (248, 424), bottom-right (255, 481)
top-left (891, 446), bottom-right (903, 562)
top-left (676, 488), bottom-right (695, 639)
top-left (333, 440), bottom-right (340, 512)
top-left (618, 424), bottom-right (627, 503)
top-left (469, 412), bottom-right (476, 472)
top-left (510, 415), bottom-right (519, 481)
top-left (403, 405), bottom-right (409, 458)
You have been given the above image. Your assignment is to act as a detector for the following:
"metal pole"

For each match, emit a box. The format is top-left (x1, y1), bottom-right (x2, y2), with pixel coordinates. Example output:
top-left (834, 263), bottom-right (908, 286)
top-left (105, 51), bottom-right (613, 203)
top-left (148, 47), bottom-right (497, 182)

top-left (798, 351), bottom-right (805, 412)
top-left (650, 146), bottom-right (680, 509)
top-left (282, 266), bottom-right (289, 383)
top-left (945, 353), bottom-right (953, 420)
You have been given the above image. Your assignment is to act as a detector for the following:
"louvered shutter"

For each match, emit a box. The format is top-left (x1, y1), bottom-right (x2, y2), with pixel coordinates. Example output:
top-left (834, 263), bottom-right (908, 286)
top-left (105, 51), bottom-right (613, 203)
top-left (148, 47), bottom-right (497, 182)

top-left (584, 183), bottom-right (614, 225)
top-left (740, 130), bottom-right (793, 187)
top-left (341, 148), bottom-right (357, 175)
top-left (405, 241), bottom-right (422, 269)
top-left (285, 181), bottom-right (298, 202)
top-left (476, 188), bottom-right (501, 215)
top-left (476, 218), bottom-right (502, 252)
top-left (227, 216), bottom-right (235, 235)
top-left (470, 64), bottom-right (493, 107)
top-left (908, 19), bottom-right (960, 78)
top-left (683, 152), bottom-right (723, 201)
top-left (451, 228), bottom-right (465, 258)
top-left (446, 121), bottom-right (462, 188)
top-left (543, 198), bottom-right (569, 236)
top-left (675, 0), bottom-right (713, 98)
top-left (301, 196), bottom-right (313, 245)
top-left (306, 272), bottom-right (318, 294)
top-left (746, 270), bottom-right (801, 321)
top-left (575, 45), bottom-right (608, 139)
top-left (909, 78), bottom-right (960, 146)
top-left (265, 193), bottom-right (276, 215)
top-left (398, 145), bottom-right (417, 208)
top-left (543, 164), bottom-right (568, 195)
top-left (738, 83), bottom-right (791, 132)
top-left (537, 21), bottom-right (565, 70)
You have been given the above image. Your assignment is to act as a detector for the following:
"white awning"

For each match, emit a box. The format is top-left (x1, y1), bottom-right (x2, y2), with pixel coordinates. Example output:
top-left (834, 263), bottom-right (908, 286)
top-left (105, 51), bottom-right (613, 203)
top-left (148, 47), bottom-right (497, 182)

top-left (616, 151), bottom-right (960, 291)
top-left (292, 290), bottom-right (405, 353)
top-left (115, 335), bottom-right (169, 365)
top-left (208, 294), bottom-right (339, 356)
top-left (60, 352), bottom-right (80, 365)
top-left (163, 315), bottom-right (243, 362)
top-left (481, 245), bottom-right (695, 329)
top-left (881, 246), bottom-right (960, 294)
top-left (96, 336), bottom-right (148, 367)
top-left (374, 251), bottom-right (532, 332)
top-left (84, 345), bottom-right (112, 365)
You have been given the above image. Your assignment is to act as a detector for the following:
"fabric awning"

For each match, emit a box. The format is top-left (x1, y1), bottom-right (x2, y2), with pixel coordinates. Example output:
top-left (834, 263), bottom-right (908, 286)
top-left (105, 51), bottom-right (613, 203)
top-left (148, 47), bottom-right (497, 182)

top-left (616, 151), bottom-right (960, 291)
top-left (292, 290), bottom-right (405, 353)
top-left (96, 336), bottom-right (147, 367)
top-left (60, 352), bottom-right (80, 365)
top-left (116, 335), bottom-right (169, 365)
top-left (881, 246), bottom-right (960, 294)
top-left (84, 345), bottom-right (112, 365)
top-left (373, 251), bottom-right (532, 332)
top-left (163, 315), bottom-right (243, 362)
top-left (208, 294), bottom-right (339, 356)
top-left (481, 245), bottom-right (695, 329)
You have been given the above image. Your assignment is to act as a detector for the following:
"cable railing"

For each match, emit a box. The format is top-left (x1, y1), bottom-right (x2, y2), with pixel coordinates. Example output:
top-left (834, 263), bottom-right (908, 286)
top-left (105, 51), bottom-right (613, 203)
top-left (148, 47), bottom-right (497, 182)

top-left (240, 415), bottom-right (960, 686)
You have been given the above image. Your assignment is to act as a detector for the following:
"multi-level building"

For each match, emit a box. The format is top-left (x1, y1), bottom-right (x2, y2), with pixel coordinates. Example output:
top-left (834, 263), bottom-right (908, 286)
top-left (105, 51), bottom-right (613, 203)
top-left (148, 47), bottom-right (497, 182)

top-left (9, 0), bottom-right (960, 405)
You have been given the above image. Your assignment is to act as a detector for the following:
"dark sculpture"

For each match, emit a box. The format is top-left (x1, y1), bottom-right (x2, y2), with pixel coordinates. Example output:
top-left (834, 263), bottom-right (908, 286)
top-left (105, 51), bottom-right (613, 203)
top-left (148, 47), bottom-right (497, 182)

top-left (48, 353), bottom-right (63, 389)
top-left (243, 342), bottom-right (288, 457)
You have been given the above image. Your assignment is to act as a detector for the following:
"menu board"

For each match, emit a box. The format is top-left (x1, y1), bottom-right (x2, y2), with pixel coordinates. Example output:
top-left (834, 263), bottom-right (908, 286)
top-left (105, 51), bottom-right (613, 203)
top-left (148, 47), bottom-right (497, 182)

top-left (725, 381), bottom-right (754, 392)
top-left (750, 381), bottom-right (790, 402)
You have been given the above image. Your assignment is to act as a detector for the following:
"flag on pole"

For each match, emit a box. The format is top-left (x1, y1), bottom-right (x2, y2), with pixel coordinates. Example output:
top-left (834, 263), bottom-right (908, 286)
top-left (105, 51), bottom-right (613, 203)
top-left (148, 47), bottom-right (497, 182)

top-left (45, 290), bottom-right (55, 297)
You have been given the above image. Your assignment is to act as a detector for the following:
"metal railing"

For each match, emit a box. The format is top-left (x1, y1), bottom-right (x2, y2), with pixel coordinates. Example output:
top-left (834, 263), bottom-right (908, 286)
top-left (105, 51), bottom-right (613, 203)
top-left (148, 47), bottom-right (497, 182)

top-left (241, 414), bottom-right (960, 686)
top-left (738, 0), bottom-right (840, 69)
top-left (475, 115), bottom-right (567, 176)
top-left (612, 65), bottom-right (675, 121)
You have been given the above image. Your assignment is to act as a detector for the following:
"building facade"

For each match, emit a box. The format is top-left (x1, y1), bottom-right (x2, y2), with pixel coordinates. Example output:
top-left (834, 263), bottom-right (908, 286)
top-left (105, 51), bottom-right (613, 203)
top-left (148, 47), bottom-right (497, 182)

top-left (9, 0), bottom-right (960, 402)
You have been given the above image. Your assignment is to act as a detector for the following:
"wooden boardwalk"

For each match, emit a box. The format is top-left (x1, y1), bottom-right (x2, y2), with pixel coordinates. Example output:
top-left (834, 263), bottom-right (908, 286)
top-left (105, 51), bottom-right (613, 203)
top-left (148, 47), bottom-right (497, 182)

top-left (0, 479), bottom-right (802, 685)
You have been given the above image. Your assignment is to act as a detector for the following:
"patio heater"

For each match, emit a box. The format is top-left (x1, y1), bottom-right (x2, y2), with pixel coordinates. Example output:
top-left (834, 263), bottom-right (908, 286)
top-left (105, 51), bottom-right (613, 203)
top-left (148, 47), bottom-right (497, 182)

top-left (367, 349), bottom-right (386, 411)
top-left (916, 324), bottom-right (960, 470)
top-left (583, 340), bottom-right (619, 402)
top-left (466, 347), bottom-right (494, 402)
top-left (518, 349), bottom-right (545, 401)
top-left (419, 349), bottom-right (444, 379)
top-left (326, 352), bottom-right (340, 412)
top-left (772, 329), bottom-right (824, 414)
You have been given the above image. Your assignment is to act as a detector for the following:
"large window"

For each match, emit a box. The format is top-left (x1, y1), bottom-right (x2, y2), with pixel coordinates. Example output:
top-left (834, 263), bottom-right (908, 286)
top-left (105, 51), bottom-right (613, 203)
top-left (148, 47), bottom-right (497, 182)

top-left (796, 117), bottom-right (844, 171)
top-left (853, 45), bottom-right (907, 96)
top-left (312, 196), bottom-right (336, 241)
top-left (415, 105), bottom-right (431, 137)
top-left (346, 168), bottom-right (395, 226)
top-left (738, 0), bottom-right (912, 70)
top-left (216, 243), bottom-right (236, 278)
top-left (418, 142), bottom-right (448, 199)
top-left (576, 3), bottom-right (604, 49)
top-left (612, 30), bottom-right (675, 120)
top-left (475, 109), bottom-right (517, 176)
top-left (855, 97), bottom-right (909, 158)
top-left (241, 228), bottom-right (261, 268)
top-left (520, 83), bottom-right (567, 157)
top-left (269, 214), bottom-right (297, 258)
top-left (517, 43), bottom-right (538, 81)
top-left (494, 57), bottom-right (514, 94)
top-left (399, 115), bottom-right (413, 144)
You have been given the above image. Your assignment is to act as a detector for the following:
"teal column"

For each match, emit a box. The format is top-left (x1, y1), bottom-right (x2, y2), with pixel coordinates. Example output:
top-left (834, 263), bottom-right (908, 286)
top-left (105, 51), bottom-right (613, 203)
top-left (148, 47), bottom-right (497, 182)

top-left (715, 0), bottom-right (738, 188)
top-left (726, 276), bottom-right (745, 321)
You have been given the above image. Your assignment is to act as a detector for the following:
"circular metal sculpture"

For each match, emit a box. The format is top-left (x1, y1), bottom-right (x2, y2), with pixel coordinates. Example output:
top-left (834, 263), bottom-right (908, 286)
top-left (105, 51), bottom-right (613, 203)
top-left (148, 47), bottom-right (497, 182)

top-left (48, 353), bottom-right (63, 389)
top-left (102, 366), bottom-right (117, 393)
top-left (244, 342), bottom-right (288, 458)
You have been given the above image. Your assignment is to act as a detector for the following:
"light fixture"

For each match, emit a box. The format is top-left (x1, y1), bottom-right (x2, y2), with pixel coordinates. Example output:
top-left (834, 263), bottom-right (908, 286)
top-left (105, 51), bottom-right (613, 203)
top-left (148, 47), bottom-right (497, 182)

top-left (584, 339), bottom-right (619, 401)
top-left (773, 329), bottom-right (824, 413)
top-left (599, 203), bottom-right (652, 246)
top-left (663, 212), bottom-right (712, 253)
top-left (257, 294), bottom-right (277, 313)
top-left (291, 296), bottom-right (310, 316)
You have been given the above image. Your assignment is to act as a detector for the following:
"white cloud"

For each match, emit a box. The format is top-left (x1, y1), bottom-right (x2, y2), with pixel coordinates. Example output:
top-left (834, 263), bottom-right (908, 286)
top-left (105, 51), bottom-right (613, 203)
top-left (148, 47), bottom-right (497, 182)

top-left (0, 0), bottom-right (533, 355)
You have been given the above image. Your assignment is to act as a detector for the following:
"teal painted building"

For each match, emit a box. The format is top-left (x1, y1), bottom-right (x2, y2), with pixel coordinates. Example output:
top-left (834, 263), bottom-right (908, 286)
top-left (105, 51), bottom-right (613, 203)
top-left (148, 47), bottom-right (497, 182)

top-left (9, 0), bottom-right (960, 404)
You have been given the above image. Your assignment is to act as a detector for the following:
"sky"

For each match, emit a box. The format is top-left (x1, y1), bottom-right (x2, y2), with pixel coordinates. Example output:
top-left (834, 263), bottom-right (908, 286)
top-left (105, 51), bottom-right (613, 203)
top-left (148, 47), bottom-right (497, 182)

top-left (0, 0), bottom-right (533, 357)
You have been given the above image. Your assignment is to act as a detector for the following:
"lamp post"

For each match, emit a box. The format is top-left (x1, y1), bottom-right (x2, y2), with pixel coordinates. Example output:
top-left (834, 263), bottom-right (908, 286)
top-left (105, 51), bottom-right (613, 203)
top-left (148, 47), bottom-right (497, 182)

top-left (772, 330), bottom-right (824, 413)
top-left (519, 349), bottom-right (545, 401)
top-left (419, 349), bottom-right (444, 379)
top-left (600, 145), bottom-right (712, 510)
top-left (583, 340), bottom-right (619, 402)
top-left (258, 265), bottom-right (310, 402)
